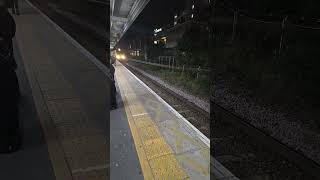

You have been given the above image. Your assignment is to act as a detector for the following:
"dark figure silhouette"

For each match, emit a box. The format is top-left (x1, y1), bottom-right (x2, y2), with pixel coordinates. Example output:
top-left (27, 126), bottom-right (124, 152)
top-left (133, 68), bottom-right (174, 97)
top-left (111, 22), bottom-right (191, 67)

top-left (110, 56), bottom-right (117, 109)
top-left (0, 2), bottom-right (21, 153)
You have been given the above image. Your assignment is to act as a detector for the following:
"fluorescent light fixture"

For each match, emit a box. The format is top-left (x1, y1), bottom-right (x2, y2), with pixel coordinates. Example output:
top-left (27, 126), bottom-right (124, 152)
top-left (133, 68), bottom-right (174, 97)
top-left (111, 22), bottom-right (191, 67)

top-left (154, 28), bottom-right (162, 33)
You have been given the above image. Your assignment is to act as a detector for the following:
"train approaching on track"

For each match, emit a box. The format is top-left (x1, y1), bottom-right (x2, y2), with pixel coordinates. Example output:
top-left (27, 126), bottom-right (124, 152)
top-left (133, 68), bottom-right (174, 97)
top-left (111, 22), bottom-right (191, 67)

top-left (111, 48), bottom-right (128, 64)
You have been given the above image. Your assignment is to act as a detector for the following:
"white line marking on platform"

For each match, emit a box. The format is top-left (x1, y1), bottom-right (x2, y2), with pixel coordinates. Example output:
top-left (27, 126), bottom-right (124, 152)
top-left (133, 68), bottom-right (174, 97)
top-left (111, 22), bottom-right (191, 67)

top-left (132, 113), bottom-right (148, 117)
top-left (25, 0), bottom-right (111, 79)
top-left (120, 63), bottom-right (210, 147)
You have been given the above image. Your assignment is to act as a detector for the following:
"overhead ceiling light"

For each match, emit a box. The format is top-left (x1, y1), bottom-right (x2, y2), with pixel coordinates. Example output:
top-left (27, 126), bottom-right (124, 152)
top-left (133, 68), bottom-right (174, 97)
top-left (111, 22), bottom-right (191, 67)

top-left (154, 28), bottom-right (162, 33)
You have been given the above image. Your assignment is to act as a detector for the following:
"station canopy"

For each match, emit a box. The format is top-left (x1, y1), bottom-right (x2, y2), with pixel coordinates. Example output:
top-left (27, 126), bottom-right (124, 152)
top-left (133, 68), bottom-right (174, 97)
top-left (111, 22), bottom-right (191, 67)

top-left (110, 0), bottom-right (150, 49)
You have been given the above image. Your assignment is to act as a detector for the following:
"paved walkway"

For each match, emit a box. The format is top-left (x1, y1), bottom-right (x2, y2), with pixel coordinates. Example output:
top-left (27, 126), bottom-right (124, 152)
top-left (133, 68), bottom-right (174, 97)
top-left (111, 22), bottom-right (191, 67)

top-left (0, 1), bottom-right (109, 179)
top-left (112, 62), bottom-right (210, 179)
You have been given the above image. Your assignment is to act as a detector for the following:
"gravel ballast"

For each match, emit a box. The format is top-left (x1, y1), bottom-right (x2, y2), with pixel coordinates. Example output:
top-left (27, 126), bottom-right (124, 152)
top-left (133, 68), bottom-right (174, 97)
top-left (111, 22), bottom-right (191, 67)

top-left (127, 63), bottom-right (210, 113)
top-left (213, 79), bottom-right (320, 165)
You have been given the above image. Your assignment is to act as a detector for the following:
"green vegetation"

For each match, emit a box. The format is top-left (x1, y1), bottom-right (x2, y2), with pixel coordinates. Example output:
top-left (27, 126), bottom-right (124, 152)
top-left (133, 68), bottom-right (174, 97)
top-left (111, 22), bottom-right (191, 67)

top-left (176, 26), bottom-right (209, 68)
top-left (130, 62), bottom-right (209, 99)
top-left (135, 24), bottom-right (210, 99)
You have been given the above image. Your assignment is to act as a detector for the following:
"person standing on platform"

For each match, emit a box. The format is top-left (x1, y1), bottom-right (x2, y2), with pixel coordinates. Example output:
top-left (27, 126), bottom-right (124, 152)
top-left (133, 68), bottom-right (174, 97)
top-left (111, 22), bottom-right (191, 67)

top-left (0, 0), bottom-right (21, 153)
top-left (110, 56), bottom-right (117, 110)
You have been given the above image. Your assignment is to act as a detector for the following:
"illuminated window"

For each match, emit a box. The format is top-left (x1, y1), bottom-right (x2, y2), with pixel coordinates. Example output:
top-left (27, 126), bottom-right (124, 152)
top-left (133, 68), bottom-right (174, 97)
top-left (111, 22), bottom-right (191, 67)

top-left (192, 5), bottom-right (194, 9)
top-left (191, 14), bottom-right (194, 18)
top-left (154, 40), bottom-right (158, 44)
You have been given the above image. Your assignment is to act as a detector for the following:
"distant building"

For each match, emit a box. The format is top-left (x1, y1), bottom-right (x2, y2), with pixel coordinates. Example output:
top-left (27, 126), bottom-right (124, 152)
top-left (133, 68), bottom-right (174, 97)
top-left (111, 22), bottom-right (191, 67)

top-left (152, 0), bottom-right (210, 56)
top-left (127, 0), bottom-right (211, 60)
top-left (127, 38), bottom-right (146, 59)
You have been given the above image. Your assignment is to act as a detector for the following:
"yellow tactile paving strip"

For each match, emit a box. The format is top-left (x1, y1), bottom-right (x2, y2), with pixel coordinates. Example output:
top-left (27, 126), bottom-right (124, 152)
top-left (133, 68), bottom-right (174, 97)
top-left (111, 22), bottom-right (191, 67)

top-left (14, 1), bottom-right (107, 179)
top-left (116, 66), bottom-right (189, 180)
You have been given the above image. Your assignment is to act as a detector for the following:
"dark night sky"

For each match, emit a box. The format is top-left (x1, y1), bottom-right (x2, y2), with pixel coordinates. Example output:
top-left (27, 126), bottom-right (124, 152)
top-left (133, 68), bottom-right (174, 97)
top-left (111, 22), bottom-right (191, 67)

top-left (118, 0), bottom-right (187, 46)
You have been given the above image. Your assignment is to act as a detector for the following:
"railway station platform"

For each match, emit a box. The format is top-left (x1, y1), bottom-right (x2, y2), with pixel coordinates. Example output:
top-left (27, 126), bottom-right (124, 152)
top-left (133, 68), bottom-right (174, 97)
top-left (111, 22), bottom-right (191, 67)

top-left (110, 61), bottom-right (238, 180)
top-left (110, 61), bottom-right (210, 179)
top-left (0, 1), bottom-right (109, 179)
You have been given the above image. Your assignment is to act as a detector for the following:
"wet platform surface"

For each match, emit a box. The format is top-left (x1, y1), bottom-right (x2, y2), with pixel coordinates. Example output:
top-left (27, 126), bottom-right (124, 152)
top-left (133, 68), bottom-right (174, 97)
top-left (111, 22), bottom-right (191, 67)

top-left (0, 0), bottom-right (109, 179)
top-left (112, 62), bottom-right (210, 179)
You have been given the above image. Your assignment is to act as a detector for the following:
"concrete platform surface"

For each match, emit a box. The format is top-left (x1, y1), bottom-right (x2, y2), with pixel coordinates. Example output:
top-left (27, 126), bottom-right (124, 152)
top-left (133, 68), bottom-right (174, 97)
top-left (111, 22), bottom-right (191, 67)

top-left (3, 0), bottom-right (110, 179)
top-left (113, 62), bottom-right (210, 180)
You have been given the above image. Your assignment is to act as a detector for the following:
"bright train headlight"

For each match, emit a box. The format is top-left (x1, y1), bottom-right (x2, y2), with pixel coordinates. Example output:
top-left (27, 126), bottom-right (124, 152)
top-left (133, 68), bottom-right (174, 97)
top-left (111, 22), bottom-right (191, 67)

top-left (116, 54), bottom-right (121, 59)
top-left (121, 54), bottom-right (126, 60)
